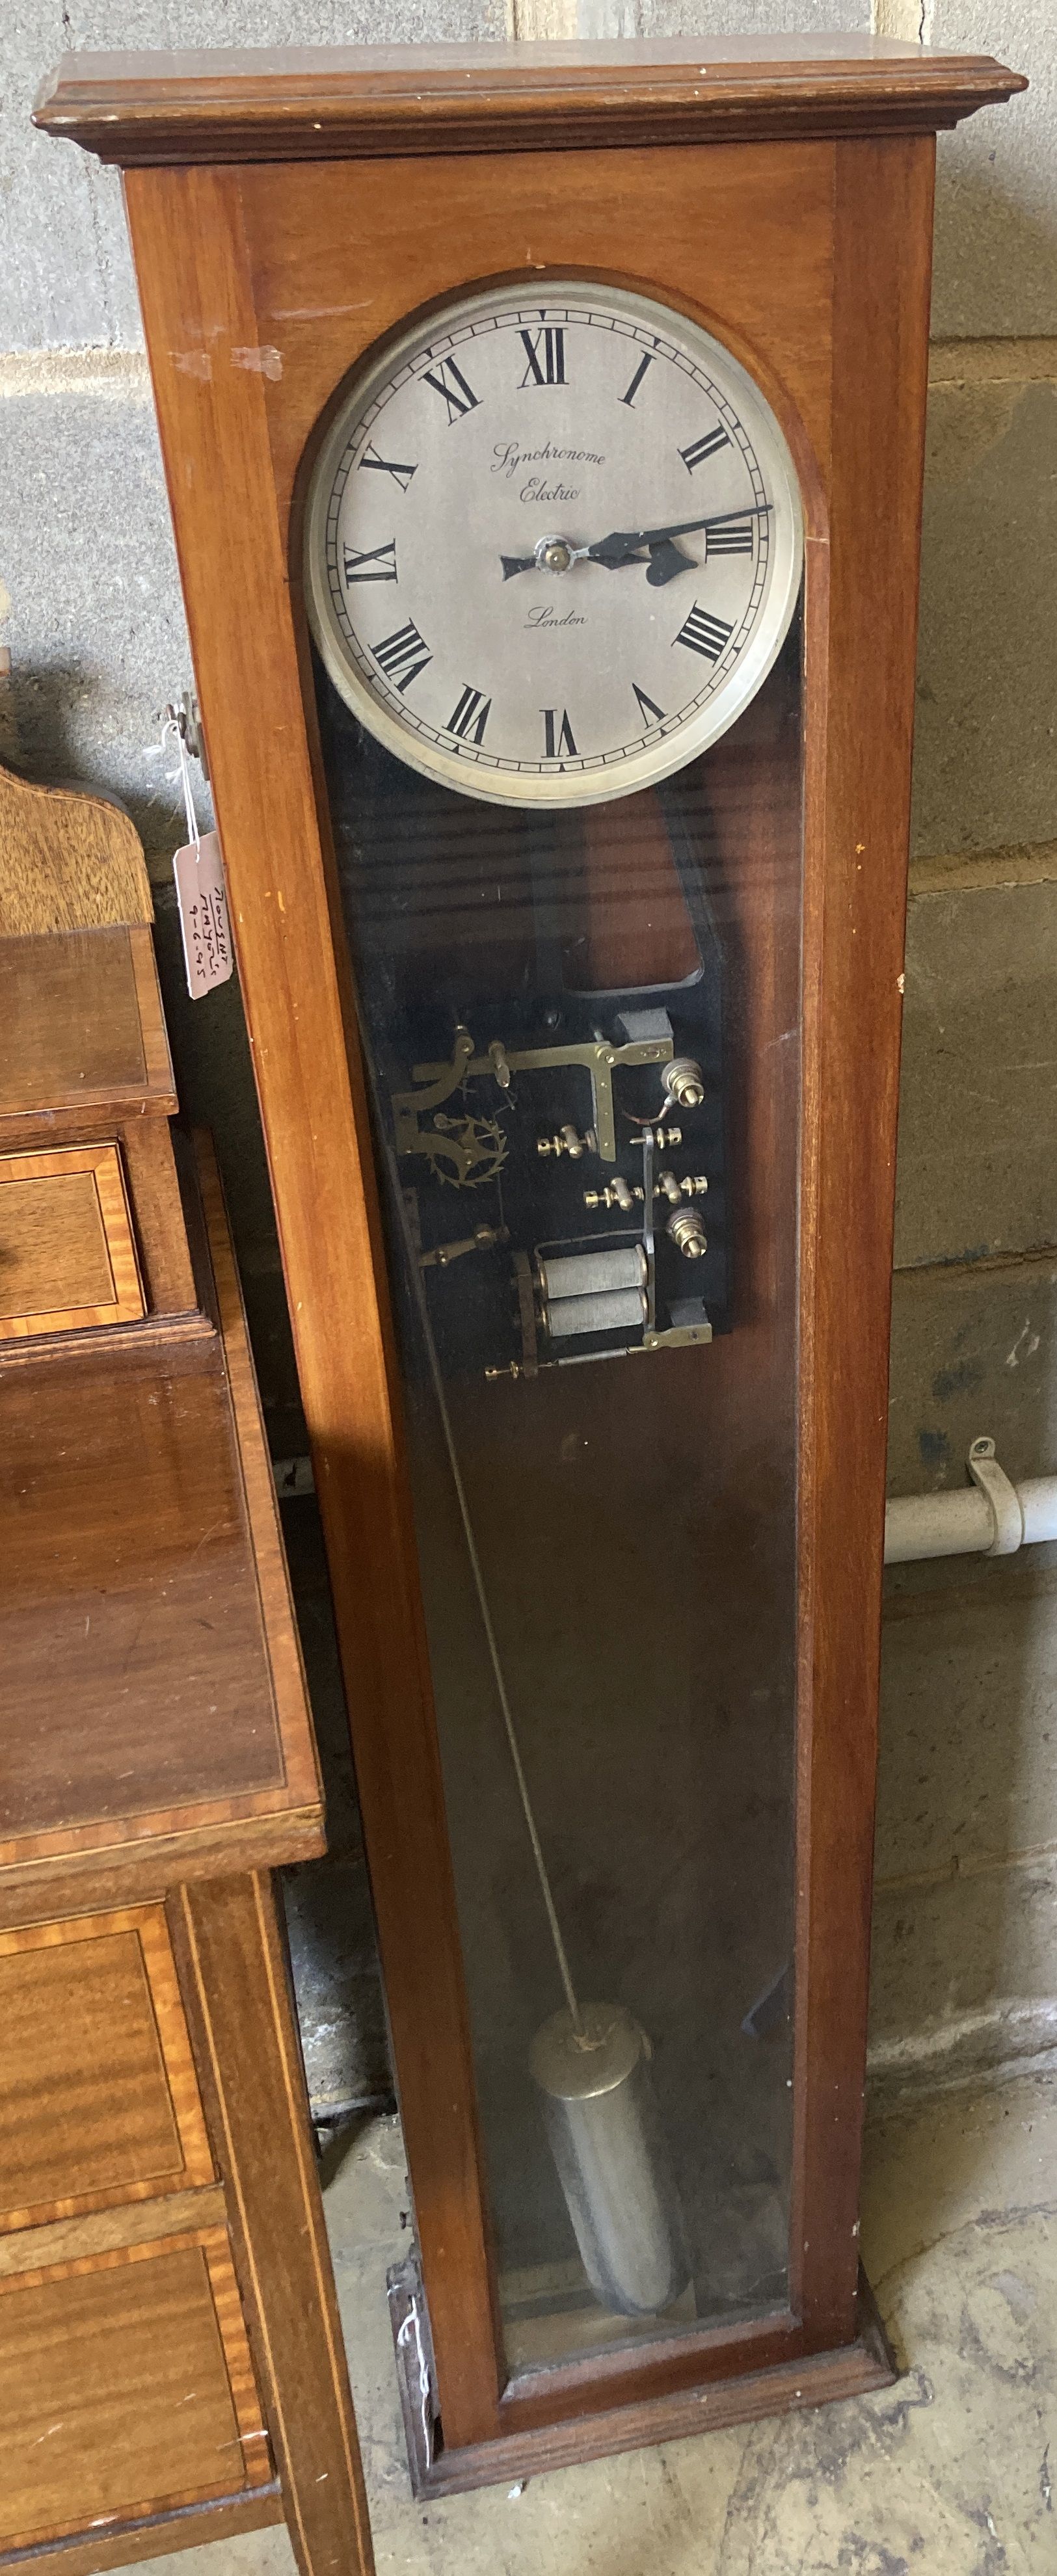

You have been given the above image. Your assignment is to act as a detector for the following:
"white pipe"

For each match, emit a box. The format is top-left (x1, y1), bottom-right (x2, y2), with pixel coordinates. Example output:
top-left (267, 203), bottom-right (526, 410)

top-left (1020, 1478), bottom-right (1057, 1546)
top-left (885, 1457), bottom-right (1057, 1564)
top-left (884, 1487), bottom-right (995, 1562)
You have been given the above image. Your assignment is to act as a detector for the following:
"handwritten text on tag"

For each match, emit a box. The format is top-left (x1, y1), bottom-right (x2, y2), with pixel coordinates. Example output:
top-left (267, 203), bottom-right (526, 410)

top-left (173, 830), bottom-right (233, 998)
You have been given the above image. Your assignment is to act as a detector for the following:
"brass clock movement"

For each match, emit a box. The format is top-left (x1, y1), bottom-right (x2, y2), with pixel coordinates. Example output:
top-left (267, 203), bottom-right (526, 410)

top-left (39, 32), bottom-right (1023, 2495)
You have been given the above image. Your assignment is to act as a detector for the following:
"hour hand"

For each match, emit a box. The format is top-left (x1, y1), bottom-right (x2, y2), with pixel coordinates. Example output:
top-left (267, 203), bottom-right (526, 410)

top-left (644, 538), bottom-right (695, 587)
top-left (574, 524), bottom-right (699, 579)
top-left (587, 503), bottom-right (772, 572)
top-left (586, 535), bottom-right (695, 583)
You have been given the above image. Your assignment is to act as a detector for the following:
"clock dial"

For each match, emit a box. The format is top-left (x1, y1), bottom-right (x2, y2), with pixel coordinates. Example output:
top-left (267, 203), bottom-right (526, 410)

top-left (304, 281), bottom-right (803, 808)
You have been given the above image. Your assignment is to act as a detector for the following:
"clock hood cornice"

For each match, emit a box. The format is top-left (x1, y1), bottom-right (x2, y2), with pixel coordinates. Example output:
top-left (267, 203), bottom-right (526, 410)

top-left (33, 36), bottom-right (1025, 168)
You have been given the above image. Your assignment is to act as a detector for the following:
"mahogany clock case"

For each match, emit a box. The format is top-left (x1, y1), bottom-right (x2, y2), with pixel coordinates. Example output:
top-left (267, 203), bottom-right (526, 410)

top-left (36, 36), bottom-right (1024, 2492)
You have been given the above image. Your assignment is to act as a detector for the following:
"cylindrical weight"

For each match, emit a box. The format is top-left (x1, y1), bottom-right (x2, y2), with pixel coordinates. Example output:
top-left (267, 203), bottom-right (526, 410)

top-left (537, 1245), bottom-right (647, 1303)
top-left (530, 2002), bottom-right (691, 2317)
top-left (545, 1288), bottom-right (647, 1339)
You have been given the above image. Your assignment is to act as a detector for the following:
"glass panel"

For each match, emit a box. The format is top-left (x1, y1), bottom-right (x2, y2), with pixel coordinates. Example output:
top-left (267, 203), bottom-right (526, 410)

top-left (316, 611), bottom-right (803, 2374)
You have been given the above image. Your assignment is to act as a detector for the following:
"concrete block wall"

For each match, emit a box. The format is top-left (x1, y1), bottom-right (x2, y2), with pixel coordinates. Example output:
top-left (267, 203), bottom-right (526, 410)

top-left (864, 0), bottom-right (1057, 2095)
top-left (3, 0), bottom-right (1054, 2112)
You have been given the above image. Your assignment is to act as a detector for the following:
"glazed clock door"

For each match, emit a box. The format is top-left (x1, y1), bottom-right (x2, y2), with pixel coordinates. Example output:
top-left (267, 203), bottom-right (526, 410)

top-left (306, 278), bottom-right (805, 2380)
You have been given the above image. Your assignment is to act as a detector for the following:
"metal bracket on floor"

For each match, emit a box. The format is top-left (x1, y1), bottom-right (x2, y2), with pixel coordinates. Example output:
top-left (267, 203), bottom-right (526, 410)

top-left (967, 1436), bottom-right (1024, 1557)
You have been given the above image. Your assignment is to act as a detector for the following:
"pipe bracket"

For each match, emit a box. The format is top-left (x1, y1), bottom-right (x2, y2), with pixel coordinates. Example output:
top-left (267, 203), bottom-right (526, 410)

top-left (967, 1436), bottom-right (1024, 1556)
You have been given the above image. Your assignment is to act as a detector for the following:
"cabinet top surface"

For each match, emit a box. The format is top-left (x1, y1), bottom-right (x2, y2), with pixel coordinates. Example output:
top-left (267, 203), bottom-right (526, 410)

top-left (34, 36), bottom-right (1025, 165)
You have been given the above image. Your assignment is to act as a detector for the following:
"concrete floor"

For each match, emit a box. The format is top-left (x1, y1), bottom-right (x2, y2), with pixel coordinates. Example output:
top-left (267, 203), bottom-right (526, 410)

top-left (126, 2066), bottom-right (1057, 2576)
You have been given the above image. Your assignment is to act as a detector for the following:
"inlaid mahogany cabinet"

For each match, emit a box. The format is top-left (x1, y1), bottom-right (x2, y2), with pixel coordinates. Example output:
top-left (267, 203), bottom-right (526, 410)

top-left (37, 34), bottom-right (1023, 2491)
top-left (0, 761), bottom-right (373, 2575)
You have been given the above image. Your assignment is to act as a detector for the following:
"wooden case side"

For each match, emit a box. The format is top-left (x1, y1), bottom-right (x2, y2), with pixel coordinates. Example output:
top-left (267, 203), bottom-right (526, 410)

top-left (127, 161), bottom-right (502, 2454)
top-left (790, 133), bottom-right (935, 2341)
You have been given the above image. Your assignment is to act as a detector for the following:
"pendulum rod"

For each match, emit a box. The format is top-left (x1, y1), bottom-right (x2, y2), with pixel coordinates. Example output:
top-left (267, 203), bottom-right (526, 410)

top-left (380, 1104), bottom-right (585, 2036)
top-left (423, 1334), bottom-right (584, 2037)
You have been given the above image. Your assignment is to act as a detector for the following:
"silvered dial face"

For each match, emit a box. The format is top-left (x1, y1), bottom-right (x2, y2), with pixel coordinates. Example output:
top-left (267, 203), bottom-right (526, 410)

top-left (304, 281), bottom-right (803, 810)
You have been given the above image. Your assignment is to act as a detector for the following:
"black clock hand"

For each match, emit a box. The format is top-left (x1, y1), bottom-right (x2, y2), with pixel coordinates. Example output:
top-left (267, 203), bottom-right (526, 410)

top-left (500, 503), bottom-right (771, 581)
top-left (500, 542), bottom-right (644, 579)
top-left (587, 501), bottom-right (773, 571)
top-left (640, 537), bottom-right (697, 587)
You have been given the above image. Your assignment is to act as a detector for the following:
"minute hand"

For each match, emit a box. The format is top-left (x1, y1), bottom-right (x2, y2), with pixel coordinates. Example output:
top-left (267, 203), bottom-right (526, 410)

top-left (586, 501), bottom-right (773, 570)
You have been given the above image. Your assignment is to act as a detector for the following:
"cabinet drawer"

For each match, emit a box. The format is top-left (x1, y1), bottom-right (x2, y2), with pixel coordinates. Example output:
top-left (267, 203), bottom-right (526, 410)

top-left (0, 1909), bottom-right (213, 2230)
top-left (0, 1144), bottom-right (144, 1336)
top-left (0, 2227), bottom-right (271, 2548)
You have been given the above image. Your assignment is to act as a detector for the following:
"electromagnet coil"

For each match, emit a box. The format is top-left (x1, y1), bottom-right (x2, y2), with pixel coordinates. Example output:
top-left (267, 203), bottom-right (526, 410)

top-left (546, 1288), bottom-right (649, 1340)
top-left (537, 1244), bottom-right (649, 1344)
top-left (537, 1245), bottom-right (647, 1302)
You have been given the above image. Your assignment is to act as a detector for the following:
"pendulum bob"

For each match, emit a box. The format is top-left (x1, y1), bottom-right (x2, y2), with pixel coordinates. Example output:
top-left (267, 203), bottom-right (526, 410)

top-left (530, 2002), bottom-right (691, 2318)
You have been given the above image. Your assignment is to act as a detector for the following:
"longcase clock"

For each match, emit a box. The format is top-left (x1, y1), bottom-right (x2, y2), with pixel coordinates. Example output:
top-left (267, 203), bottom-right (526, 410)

top-left (38, 33), bottom-right (1024, 2493)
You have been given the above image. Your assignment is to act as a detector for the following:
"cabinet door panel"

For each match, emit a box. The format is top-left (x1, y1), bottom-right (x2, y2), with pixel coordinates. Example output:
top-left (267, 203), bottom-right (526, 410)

top-left (0, 1909), bottom-right (213, 2229)
top-left (0, 2230), bottom-right (271, 2548)
top-left (0, 1145), bottom-right (144, 1337)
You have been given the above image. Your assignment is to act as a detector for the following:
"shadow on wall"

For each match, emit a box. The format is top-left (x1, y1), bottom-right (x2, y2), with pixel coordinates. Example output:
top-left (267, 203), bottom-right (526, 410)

top-left (0, 654), bottom-right (189, 865)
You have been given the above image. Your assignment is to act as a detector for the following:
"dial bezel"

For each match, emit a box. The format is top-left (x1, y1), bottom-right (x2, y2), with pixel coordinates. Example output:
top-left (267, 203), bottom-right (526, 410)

top-left (304, 278), bottom-right (805, 810)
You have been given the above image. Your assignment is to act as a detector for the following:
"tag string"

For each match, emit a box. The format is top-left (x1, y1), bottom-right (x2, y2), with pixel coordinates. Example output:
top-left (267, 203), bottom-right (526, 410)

top-left (163, 713), bottom-right (200, 850)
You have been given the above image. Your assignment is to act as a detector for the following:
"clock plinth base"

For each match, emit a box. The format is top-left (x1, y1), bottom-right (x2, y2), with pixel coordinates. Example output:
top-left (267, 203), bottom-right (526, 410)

top-left (388, 2259), bottom-right (896, 2496)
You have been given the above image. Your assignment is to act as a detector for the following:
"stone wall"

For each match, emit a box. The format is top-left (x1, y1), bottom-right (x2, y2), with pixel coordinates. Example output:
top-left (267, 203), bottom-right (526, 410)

top-left (866, 0), bottom-right (1057, 2098)
top-left (3, 0), bottom-right (1054, 2111)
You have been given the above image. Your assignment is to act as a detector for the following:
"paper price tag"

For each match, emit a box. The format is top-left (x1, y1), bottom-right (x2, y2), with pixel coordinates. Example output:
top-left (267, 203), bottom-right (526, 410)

top-left (173, 830), bottom-right (234, 998)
